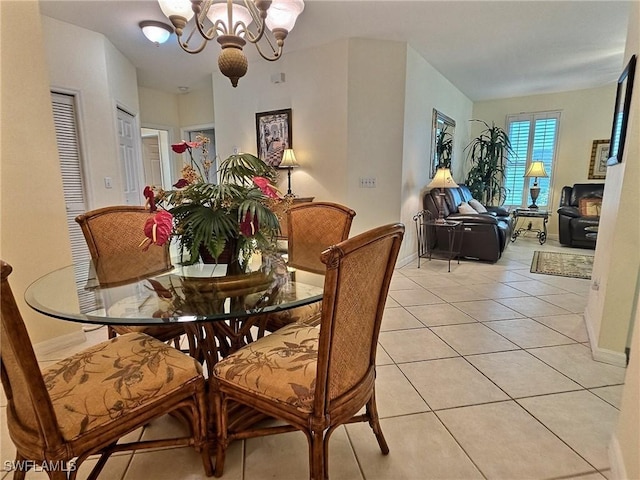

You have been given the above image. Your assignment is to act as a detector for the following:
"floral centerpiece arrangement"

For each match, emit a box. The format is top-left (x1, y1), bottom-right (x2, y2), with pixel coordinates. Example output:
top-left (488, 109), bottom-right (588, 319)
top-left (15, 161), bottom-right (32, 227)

top-left (142, 137), bottom-right (285, 273)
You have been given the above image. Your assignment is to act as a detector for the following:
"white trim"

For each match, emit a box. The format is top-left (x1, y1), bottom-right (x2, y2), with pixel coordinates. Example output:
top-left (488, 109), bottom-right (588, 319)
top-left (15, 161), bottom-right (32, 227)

top-left (585, 310), bottom-right (628, 367)
top-left (33, 330), bottom-right (86, 358)
top-left (396, 252), bottom-right (418, 269)
top-left (181, 122), bottom-right (215, 138)
top-left (608, 434), bottom-right (627, 480)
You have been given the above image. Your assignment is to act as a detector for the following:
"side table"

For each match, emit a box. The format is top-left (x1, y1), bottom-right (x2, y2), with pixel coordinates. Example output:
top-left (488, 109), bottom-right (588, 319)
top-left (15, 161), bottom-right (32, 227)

top-left (511, 208), bottom-right (549, 244)
top-left (414, 210), bottom-right (463, 272)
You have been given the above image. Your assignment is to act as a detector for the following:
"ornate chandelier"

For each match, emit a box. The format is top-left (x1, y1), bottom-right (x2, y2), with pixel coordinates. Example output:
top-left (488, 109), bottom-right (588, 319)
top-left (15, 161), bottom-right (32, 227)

top-left (157, 0), bottom-right (305, 87)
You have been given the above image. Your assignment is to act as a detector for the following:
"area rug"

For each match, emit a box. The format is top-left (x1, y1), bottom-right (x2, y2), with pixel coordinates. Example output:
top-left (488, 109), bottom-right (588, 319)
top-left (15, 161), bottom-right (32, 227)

top-left (530, 251), bottom-right (594, 279)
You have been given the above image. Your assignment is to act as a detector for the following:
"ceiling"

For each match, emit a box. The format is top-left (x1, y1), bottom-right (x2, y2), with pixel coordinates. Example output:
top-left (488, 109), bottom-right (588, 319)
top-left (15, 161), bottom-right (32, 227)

top-left (38, 0), bottom-right (631, 101)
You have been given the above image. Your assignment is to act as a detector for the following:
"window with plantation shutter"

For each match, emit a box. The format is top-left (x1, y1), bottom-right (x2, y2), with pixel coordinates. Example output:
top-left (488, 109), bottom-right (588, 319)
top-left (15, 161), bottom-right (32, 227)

top-left (505, 111), bottom-right (560, 208)
top-left (51, 92), bottom-right (98, 314)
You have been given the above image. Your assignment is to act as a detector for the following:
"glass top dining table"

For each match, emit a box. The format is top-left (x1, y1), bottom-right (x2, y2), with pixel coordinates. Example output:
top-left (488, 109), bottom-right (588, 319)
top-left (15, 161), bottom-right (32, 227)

top-left (25, 257), bottom-right (324, 327)
top-left (25, 256), bottom-right (324, 376)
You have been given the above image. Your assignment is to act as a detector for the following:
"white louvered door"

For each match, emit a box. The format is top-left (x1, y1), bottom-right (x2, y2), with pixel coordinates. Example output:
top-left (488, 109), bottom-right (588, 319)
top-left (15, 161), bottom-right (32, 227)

top-left (51, 92), bottom-right (96, 313)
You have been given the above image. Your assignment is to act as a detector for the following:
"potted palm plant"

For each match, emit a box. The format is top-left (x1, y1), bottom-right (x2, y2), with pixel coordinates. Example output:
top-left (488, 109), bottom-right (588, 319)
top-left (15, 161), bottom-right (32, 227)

top-left (464, 120), bottom-right (515, 206)
top-left (143, 145), bottom-right (283, 273)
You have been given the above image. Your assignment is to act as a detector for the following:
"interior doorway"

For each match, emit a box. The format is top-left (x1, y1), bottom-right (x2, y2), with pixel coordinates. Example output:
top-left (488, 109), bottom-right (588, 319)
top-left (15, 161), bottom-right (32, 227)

top-left (141, 128), bottom-right (173, 190)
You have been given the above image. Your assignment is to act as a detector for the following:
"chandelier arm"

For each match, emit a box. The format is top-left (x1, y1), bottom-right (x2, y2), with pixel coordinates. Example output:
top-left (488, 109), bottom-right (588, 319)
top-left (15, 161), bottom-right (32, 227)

top-left (191, 0), bottom-right (220, 42)
top-left (240, 0), bottom-right (268, 44)
top-left (176, 31), bottom-right (210, 54)
top-left (254, 39), bottom-right (283, 61)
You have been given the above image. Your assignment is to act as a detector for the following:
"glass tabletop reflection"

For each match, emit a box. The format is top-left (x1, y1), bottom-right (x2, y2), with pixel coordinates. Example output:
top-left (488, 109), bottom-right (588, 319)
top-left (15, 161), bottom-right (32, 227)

top-left (25, 258), bottom-right (324, 327)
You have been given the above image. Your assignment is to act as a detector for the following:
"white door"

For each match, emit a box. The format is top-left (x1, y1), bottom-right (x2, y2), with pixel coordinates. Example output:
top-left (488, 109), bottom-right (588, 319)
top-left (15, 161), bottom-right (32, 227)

top-left (117, 108), bottom-right (144, 205)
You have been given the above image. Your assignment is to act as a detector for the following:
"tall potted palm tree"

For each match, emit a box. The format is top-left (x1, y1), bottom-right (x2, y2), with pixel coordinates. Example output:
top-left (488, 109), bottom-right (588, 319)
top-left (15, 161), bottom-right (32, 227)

top-left (464, 120), bottom-right (515, 206)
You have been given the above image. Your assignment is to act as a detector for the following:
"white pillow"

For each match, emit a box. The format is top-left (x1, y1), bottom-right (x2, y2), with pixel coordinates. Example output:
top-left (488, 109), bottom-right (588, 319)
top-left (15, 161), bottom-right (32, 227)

top-left (469, 199), bottom-right (488, 213)
top-left (457, 202), bottom-right (477, 214)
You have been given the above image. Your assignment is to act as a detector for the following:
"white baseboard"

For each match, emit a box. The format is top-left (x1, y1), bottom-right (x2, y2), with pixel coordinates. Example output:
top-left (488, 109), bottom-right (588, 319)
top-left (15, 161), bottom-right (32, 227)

top-left (397, 252), bottom-right (418, 269)
top-left (608, 434), bottom-right (628, 480)
top-left (33, 330), bottom-right (86, 357)
top-left (584, 310), bottom-right (628, 367)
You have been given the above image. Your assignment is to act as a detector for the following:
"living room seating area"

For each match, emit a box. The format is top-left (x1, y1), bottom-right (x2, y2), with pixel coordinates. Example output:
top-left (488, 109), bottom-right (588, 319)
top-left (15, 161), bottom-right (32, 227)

top-left (422, 185), bottom-right (514, 263)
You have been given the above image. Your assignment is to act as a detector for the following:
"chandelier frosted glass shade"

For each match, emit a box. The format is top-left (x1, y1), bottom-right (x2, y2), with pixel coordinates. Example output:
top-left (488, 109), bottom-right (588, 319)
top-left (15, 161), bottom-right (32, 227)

top-left (157, 0), bottom-right (305, 87)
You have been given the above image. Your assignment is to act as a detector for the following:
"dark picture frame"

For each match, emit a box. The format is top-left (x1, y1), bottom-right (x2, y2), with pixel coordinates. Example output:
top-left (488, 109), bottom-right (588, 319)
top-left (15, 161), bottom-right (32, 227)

top-left (607, 54), bottom-right (636, 166)
top-left (588, 139), bottom-right (609, 179)
top-left (255, 108), bottom-right (292, 167)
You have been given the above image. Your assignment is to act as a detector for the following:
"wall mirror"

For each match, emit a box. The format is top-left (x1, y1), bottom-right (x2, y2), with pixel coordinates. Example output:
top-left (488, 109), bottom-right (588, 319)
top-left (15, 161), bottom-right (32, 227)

top-left (431, 109), bottom-right (456, 177)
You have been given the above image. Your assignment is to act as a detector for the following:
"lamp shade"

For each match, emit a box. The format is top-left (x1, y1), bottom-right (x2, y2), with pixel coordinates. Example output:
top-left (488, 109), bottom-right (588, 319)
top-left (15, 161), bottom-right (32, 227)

top-left (427, 167), bottom-right (459, 190)
top-left (524, 161), bottom-right (548, 178)
top-left (157, 0), bottom-right (194, 21)
top-left (279, 149), bottom-right (299, 168)
top-left (265, 0), bottom-right (305, 31)
top-left (139, 21), bottom-right (173, 44)
top-left (206, 3), bottom-right (253, 36)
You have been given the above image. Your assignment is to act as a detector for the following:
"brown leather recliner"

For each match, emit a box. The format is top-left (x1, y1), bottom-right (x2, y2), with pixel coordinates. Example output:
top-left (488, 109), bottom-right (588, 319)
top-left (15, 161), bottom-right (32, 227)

top-left (422, 185), bottom-right (513, 263)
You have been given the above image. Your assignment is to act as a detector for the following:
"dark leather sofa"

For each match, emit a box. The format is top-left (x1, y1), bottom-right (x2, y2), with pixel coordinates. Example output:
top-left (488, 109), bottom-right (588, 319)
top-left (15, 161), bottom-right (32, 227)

top-left (557, 183), bottom-right (604, 248)
top-left (422, 185), bottom-right (514, 263)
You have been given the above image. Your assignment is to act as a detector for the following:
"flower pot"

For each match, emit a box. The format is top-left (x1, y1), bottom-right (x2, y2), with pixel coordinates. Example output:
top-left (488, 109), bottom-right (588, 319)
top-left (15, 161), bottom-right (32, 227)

top-left (199, 239), bottom-right (244, 275)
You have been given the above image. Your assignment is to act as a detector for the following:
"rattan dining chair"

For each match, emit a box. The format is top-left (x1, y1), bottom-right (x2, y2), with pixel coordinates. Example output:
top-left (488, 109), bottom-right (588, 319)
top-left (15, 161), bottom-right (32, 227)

top-left (260, 201), bottom-right (356, 333)
top-left (75, 205), bottom-right (184, 346)
top-left (0, 260), bottom-right (214, 479)
top-left (212, 223), bottom-right (404, 480)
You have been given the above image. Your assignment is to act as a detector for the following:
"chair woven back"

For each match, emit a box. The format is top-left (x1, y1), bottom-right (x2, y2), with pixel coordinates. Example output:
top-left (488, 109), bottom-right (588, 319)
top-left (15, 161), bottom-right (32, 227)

top-left (1, 261), bottom-right (65, 455)
top-left (286, 202), bottom-right (356, 274)
top-left (315, 223), bottom-right (404, 410)
top-left (76, 205), bottom-right (171, 286)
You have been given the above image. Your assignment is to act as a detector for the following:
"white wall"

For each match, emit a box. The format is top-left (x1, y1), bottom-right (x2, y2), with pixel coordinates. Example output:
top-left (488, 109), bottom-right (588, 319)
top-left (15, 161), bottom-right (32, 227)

top-left (1, 1), bottom-right (80, 344)
top-left (213, 39), bottom-right (351, 208)
top-left (609, 10), bottom-right (640, 475)
top-left (346, 38), bottom-right (407, 237)
top-left (42, 15), bottom-right (134, 208)
top-left (472, 85), bottom-right (615, 237)
top-left (401, 46), bottom-right (473, 262)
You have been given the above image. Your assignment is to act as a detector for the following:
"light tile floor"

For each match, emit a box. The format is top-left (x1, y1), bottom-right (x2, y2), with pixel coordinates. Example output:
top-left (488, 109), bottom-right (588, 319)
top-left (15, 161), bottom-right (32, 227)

top-left (1, 237), bottom-right (628, 479)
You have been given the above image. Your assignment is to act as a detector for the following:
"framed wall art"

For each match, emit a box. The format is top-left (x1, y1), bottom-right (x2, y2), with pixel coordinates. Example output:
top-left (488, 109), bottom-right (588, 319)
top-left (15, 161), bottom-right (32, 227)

top-left (255, 108), bottom-right (292, 167)
top-left (588, 139), bottom-right (609, 179)
top-left (607, 54), bottom-right (636, 166)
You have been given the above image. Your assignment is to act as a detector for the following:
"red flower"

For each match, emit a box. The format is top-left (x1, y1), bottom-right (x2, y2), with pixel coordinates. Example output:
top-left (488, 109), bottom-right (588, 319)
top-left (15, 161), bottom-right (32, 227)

top-left (142, 210), bottom-right (173, 249)
top-left (239, 211), bottom-right (259, 237)
top-left (173, 178), bottom-right (190, 188)
top-left (171, 141), bottom-right (201, 154)
top-left (252, 176), bottom-right (280, 199)
top-left (143, 186), bottom-right (156, 212)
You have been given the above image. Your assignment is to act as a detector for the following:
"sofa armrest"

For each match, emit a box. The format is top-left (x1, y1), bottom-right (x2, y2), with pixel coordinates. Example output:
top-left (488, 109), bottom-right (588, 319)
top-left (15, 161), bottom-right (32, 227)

top-left (448, 213), bottom-right (499, 225)
top-left (486, 206), bottom-right (510, 217)
top-left (557, 206), bottom-right (582, 218)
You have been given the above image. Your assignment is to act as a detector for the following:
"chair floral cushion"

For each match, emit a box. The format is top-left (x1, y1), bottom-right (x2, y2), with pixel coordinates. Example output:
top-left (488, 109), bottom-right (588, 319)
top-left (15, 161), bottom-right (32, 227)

top-left (43, 332), bottom-right (203, 441)
top-left (213, 323), bottom-right (319, 413)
